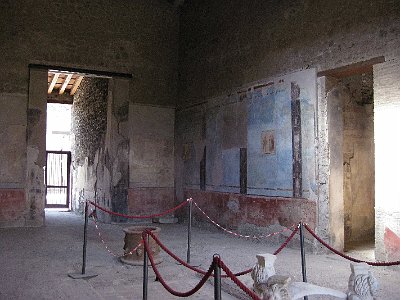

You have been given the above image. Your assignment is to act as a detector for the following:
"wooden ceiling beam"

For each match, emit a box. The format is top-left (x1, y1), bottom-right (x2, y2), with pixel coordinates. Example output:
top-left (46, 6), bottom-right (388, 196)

top-left (59, 74), bottom-right (73, 95)
top-left (48, 73), bottom-right (60, 94)
top-left (70, 76), bottom-right (83, 95)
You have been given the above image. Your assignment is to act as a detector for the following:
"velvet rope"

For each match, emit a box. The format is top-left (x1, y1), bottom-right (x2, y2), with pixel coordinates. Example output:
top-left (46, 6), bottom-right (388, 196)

top-left (143, 231), bottom-right (215, 297)
top-left (143, 225), bottom-right (299, 278)
top-left (143, 230), bottom-right (245, 277)
top-left (215, 256), bottom-right (261, 300)
top-left (192, 199), bottom-right (297, 240)
top-left (273, 225), bottom-right (299, 255)
top-left (303, 223), bottom-right (400, 267)
top-left (88, 199), bottom-right (188, 219)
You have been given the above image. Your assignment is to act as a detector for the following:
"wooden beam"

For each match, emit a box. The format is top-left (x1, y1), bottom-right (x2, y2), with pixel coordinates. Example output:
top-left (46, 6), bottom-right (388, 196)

top-left (59, 74), bottom-right (73, 95)
top-left (70, 76), bottom-right (83, 95)
top-left (48, 73), bottom-right (60, 94)
top-left (29, 63), bottom-right (133, 79)
top-left (317, 56), bottom-right (385, 78)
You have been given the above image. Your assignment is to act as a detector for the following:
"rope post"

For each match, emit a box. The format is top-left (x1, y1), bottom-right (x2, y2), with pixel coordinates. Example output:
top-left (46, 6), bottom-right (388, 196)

top-left (213, 255), bottom-right (222, 300)
top-left (299, 222), bottom-right (308, 300)
top-left (187, 198), bottom-right (193, 264)
top-left (67, 201), bottom-right (97, 279)
top-left (81, 201), bottom-right (89, 275)
top-left (142, 233), bottom-right (149, 300)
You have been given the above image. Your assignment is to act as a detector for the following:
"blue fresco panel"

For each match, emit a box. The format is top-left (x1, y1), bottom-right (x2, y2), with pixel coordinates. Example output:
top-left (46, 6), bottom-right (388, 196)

top-left (247, 83), bottom-right (293, 196)
top-left (222, 148), bottom-right (240, 188)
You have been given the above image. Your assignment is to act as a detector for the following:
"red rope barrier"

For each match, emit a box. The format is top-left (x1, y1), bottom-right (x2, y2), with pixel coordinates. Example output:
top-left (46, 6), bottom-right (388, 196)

top-left (144, 229), bottom-right (253, 277)
top-left (143, 232), bottom-right (215, 297)
top-left (215, 256), bottom-right (261, 300)
top-left (303, 223), bottom-right (400, 266)
top-left (273, 225), bottom-right (299, 255)
top-left (143, 224), bottom-right (299, 278)
top-left (90, 213), bottom-right (143, 257)
top-left (88, 199), bottom-right (188, 219)
top-left (193, 200), bottom-right (296, 240)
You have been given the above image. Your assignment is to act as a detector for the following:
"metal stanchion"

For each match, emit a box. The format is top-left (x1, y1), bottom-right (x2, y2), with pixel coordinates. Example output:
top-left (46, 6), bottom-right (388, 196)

top-left (82, 201), bottom-right (89, 274)
top-left (183, 198), bottom-right (201, 267)
top-left (299, 222), bottom-right (308, 300)
top-left (213, 255), bottom-right (221, 300)
top-left (143, 234), bottom-right (149, 300)
top-left (187, 198), bottom-right (192, 264)
top-left (68, 201), bottom-right (98, 279)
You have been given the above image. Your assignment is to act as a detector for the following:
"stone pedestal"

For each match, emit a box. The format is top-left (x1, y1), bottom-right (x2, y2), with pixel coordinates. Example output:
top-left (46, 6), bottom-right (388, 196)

top-left (120, 226), bottom-right (162, 266)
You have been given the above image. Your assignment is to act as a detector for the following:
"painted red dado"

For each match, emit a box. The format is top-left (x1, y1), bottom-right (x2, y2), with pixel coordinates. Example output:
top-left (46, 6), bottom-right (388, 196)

top-left (128, 187), bottom-right (175, 216)
top-left (183, 189), bottom-right (316, 230)
top-left (384, 227), bottom-right (400, 260)
top-left (0, 189), bottom-right (25, 223)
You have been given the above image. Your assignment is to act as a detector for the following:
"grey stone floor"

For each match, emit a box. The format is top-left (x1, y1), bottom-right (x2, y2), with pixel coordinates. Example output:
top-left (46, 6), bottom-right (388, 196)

top-left (0, 211), bottom-right (399, 299)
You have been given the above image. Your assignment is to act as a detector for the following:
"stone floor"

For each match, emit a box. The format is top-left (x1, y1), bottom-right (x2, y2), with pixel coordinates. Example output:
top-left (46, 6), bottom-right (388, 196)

top-left (0, 210), bottom-right (399, 299)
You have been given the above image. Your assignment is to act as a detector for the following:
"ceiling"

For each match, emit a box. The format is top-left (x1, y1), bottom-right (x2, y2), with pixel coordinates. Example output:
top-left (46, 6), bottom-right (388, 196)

top-left (47, 72), bottom-right (84, 104)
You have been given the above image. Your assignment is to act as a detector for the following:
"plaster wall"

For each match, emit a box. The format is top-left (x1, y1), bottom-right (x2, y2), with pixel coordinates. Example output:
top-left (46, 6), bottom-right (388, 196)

top-left (176, 69), bottom-right (318, 229)
top-left (326, 83), bottom-right (345, 250)
top-left (178, 0), bottom-right (400, 250)
top-left (342, 74), bottom-right (375, 247)
top-left (0, 93), bottom-right (27, 226)
top-left (179, 0), bottom-right (400, 106)
top-left (0, 0), bottom-right (178, 226)
top-left (129, 104), bottom-right (175, 215)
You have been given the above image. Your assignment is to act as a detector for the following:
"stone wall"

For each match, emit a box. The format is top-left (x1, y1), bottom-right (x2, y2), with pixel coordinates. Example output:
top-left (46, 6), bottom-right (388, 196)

top-left (178, 0), bottom-right (400, 251)
top-left (73, 78), bottom-right (108, 166)
top-left (0, 0), bottom-right (178, 226)
top-left (179, 0), bottom-right (400, 105)
top-left (0, 0), bottom-right (178, 104)
top-left (72, 78), bottom-right (108, 213)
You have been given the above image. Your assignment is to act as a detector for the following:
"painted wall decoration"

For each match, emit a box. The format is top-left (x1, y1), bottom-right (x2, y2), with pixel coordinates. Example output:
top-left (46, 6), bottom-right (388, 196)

top-left (177, 69), bottom-right (317, 199)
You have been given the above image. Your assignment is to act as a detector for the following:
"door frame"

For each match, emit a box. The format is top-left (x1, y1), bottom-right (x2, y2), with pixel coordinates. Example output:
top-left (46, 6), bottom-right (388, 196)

top-left (45, 150), bottom-right (71, 209)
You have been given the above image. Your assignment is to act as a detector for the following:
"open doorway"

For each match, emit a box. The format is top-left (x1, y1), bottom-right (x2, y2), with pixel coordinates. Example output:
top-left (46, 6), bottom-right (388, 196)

top-left (45, 72), bottom-right (81, 210)
top-left (341, 71), bottom-right (375, 251)
top-left (28, 65), bottom-right (131, 226)
top-left (320, 58), bottom-right (381, 253)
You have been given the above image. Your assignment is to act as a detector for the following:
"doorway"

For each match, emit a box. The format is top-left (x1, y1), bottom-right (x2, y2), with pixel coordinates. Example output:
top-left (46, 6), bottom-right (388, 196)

top-left (45, 73), bottom-right (77, 210)
top-left (321, 59), bottom-right (379, 252)
top-left (45, 151), bottom-right (71, 208)
top-left (341, 72), bottom-right (375, 251)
